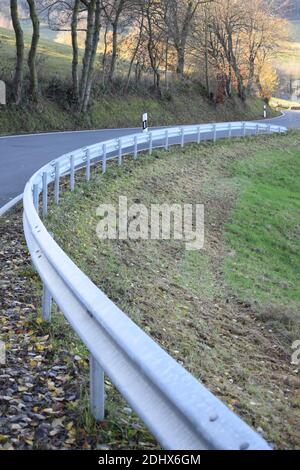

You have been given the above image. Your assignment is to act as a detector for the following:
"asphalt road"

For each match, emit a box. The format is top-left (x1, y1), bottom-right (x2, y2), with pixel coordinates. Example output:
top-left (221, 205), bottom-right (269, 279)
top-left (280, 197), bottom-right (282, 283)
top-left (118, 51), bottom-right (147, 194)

top-left (0, 110), bottom-right (299, 208)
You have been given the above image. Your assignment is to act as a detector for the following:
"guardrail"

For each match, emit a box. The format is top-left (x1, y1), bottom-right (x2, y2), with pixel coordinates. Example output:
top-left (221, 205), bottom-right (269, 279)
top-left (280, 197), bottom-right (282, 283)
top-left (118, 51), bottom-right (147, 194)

top-left (23, 121), bottom-right (287, 450)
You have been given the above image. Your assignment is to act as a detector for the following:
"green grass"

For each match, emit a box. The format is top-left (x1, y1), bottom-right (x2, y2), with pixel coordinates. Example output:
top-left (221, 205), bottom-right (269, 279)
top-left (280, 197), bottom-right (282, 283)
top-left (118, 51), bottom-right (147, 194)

top-left (0, 26), bottom-right (76, 79)
top-left (44, 132), bottom-right (300, 449)
top-left (270, 97), bottom-right (300, 110)
top-left (224, 146), bottom-right (300, 314)
top-left (20, 20), bottom-right (59, 42)
top-left (0, 93), bottom-right (276, 136)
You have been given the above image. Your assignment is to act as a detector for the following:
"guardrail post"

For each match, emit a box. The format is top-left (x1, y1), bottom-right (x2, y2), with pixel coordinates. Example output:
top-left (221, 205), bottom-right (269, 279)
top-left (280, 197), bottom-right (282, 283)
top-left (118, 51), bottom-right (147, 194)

top-left (134, 136), bottom-right (138, 160)
top-left (42, 172), bottom-right (48, 217)
top-left (33, 184), bottom-right (39, 213)
top-left (90, 354), bottom-right (105, 421)
top-left (228, 123), bottom-right (232, 138)
top-left (149, 132), bottom-right (153, 155)
top-left (42, 283), bottom-right (52, 322)
top-left (256, 124), bottom-right (259, 135)
top-left (165, 130), bottom-right (169, 150)
top-left (54, 162), bottom-right (60, 205)
top-left (213, 124), bottom-right (217, 143)
top-left (197, 126), bottom-right (201, 144)
top-left (118, 139), bottom-right (122, 166)
top-left (243, 122), bottom-right (246, 137)
top-left (86, 149), bottom-right (91, 181)
top-left (268, 125), bottom-right (271, 134)
top-left (102, 144), bottom-right (107, 174)
top-left (181, 128), bottom-right (185, 148)
top-left (70, 155), bottom-right (75, 191)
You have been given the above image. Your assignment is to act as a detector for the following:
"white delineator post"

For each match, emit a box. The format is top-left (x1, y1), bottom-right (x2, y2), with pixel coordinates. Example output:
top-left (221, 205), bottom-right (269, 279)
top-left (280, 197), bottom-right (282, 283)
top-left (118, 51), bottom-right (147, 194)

top-left (264, 104), bottom-right (267, 119)
top-left (142, 113), bottom-right (148, 132)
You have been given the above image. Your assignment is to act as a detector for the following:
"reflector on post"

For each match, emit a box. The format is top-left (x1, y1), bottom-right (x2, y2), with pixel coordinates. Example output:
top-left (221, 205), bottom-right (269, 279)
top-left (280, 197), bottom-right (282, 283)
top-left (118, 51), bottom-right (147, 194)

top-left (142, 112), bottom-right (148, 132)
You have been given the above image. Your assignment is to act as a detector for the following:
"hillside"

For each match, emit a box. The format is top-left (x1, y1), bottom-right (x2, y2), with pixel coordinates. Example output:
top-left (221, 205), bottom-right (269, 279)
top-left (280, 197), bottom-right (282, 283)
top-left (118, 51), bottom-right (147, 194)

top-left (0, 24), bottom-right (275, 136)
top-left (0, 26), bottom-right (74, 79)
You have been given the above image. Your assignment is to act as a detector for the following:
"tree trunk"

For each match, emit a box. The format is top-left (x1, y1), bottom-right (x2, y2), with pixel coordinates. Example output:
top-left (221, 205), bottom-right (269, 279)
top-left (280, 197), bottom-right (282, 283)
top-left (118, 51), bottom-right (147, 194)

top-left (80, 0), bottom-right (102, 114)
top-left (27, 0), bottom-right (40, 103)
top-left (124, 14), bottom-right (144, 93)
top-left (79, 0), bottom-right (96, 112)
top-left (176, 47), bottom-right (185, 76)
top-left (204, 8), bottom-right (210, 98)
top-left (71, 0), bottom-right (80, 102)
top-left (10, 0), bottom-right (24, 104)
top-left (108, 22), bottom-right (118, 83)
top-left (227, 32), bottom-right (246, 101)
top-left (102, 23), bottom-right (109, 85)
top-left (246, 57), bottom-right (255, 96)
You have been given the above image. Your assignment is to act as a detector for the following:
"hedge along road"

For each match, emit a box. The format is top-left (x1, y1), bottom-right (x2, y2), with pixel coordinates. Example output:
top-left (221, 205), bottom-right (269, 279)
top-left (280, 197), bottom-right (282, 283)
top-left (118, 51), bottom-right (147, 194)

top-left (0, 110), bottom-right (299, 208)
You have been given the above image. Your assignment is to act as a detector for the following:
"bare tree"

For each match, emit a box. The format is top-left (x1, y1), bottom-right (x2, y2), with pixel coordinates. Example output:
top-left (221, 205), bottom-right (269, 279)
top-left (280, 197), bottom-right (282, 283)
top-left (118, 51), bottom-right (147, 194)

top-left (27, 0), bottom-right (40, 102)
top-left (79, 0), bottom-right (102, 113)
top-left (71, 0), bottom-right (81, 101)
top-left (102, 0), bottom-right (131, 83)
top-left (40, 0), bottom-right (102, 112)
top-left (163, 0), bottom-right (212, 77)
top-left (144, 0), bottom-right (167, 94)
top-left (10, 0), bottom-right (25, 104)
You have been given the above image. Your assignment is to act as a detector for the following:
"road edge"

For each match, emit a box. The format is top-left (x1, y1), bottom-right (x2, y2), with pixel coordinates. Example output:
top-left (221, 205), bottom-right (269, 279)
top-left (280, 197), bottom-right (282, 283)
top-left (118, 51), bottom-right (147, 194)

top-left (0, 194), bottom-right (23, 217)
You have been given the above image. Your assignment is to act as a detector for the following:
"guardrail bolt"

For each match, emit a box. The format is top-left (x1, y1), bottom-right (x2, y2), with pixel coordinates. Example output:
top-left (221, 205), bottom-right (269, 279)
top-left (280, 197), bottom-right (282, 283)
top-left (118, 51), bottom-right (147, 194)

top-left (90, 354), bottom-right (105, 421)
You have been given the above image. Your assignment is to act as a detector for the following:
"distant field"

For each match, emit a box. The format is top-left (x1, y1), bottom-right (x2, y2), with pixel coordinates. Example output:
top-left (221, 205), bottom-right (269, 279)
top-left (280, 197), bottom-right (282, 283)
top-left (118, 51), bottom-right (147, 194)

top-left (274, 20), bottom-right (300, 78)
top-left (0, 26), bottom-right (76, 79)
top-left (270, 97), bottom-right (300, 110)
top-left (20, 20), bottom-right (59, 42)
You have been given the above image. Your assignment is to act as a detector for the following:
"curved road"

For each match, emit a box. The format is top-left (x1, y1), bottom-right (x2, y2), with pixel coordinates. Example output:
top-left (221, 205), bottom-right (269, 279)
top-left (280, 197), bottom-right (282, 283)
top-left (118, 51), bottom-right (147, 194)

top-left (0, 110), bottom-right (299, 208)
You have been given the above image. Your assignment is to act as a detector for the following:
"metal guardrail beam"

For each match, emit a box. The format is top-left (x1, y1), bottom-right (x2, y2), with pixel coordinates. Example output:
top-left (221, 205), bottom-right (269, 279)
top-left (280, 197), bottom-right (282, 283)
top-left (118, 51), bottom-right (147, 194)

top-left (23, 121), bottom-right (287, 450)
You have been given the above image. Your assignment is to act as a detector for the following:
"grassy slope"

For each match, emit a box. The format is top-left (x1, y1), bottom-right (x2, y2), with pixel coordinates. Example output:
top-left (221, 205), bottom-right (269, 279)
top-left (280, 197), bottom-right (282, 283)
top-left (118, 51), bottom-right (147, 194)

top-left (0, 26), bottom-right (276, 135)
top-left (44, 132), bottom-right (300, 449)
top-left (224, 146), bottom-right (300, 314)
top-left (0, 94), bottom-right (273, 136)
top-left (0, 26), bottom-right (74, 78)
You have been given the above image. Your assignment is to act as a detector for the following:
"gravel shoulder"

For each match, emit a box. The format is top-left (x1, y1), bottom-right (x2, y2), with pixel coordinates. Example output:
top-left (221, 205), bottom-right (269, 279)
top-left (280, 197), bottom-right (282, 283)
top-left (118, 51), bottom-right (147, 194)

top-left (0, 208), bottom-right (156, 450)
